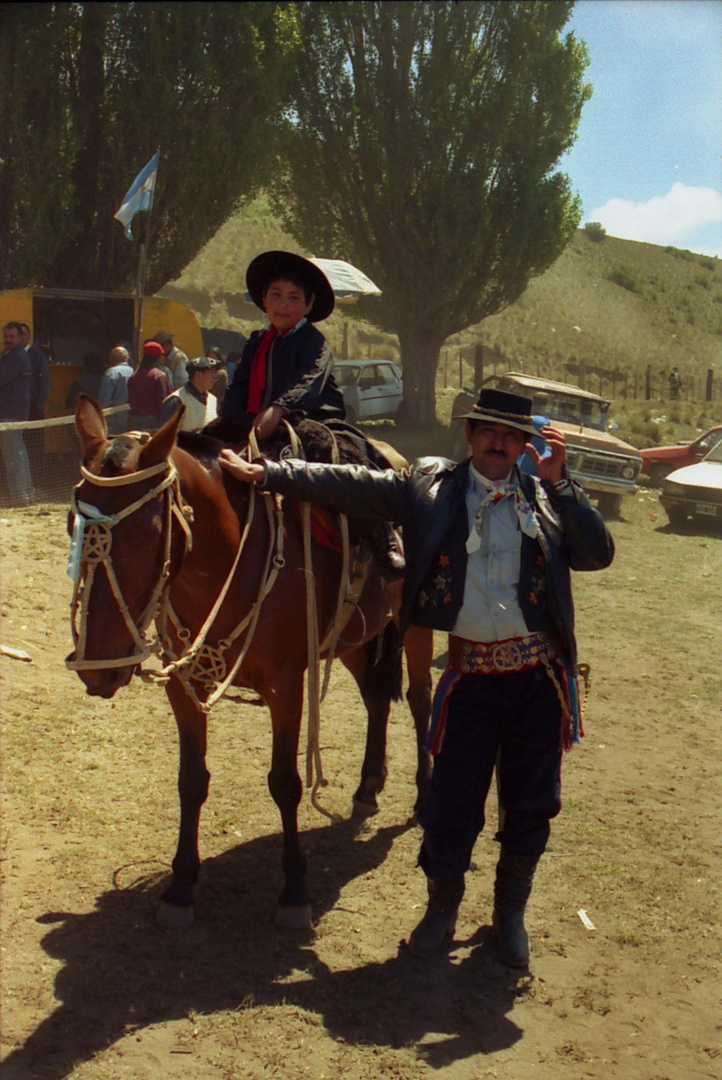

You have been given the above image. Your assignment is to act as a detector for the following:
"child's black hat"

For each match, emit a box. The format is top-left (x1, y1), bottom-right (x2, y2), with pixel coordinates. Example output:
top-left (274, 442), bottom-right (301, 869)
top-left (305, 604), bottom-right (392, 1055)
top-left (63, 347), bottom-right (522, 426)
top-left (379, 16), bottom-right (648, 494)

top-left (246, 251), bottom-right (335, 323)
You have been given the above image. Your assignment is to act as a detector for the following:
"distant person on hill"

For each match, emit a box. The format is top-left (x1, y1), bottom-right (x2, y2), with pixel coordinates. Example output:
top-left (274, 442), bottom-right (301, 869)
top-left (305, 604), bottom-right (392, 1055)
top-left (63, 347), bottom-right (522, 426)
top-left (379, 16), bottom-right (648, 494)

top-left (127, 341), bottom-right (172, 431)
top-left (219, 251), bottom-right (345, 440)
top-left (153, 331), bottom-right (189, 390)
top-left (65, 352), bottom-right (106, 411)
top-left (97, 346), bottom-right (134, 435)
top-left (159, 356), bottom-right (219, 433)
top-left (668, 366), bottom-right (682, 400)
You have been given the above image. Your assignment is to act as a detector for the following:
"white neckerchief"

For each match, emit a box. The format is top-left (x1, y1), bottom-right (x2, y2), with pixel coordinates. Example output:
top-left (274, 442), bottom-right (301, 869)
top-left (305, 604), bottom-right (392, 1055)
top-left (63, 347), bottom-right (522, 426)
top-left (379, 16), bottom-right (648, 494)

top-left (466, 462), bottom-right (540, 554)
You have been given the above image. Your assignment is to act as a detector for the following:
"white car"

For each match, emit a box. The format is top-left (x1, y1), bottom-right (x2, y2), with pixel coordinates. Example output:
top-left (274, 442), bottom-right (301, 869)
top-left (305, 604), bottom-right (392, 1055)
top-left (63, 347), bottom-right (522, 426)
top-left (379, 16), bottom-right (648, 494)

top-left (334, 360), bottom-right (403, 423)
top-left (659, 438), bottom-right (722, 527)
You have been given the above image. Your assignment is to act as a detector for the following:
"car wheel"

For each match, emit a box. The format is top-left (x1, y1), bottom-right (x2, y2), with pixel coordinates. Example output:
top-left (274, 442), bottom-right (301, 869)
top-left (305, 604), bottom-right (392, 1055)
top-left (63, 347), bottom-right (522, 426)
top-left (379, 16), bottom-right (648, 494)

top-left (648, 463), bottom-right (671, 487)
top-left (345, 405), bottom-right (357, 425)
top-left (665, 504), bottom-right (688, 528)
top-left (596, 493), bottom-right (623, 519)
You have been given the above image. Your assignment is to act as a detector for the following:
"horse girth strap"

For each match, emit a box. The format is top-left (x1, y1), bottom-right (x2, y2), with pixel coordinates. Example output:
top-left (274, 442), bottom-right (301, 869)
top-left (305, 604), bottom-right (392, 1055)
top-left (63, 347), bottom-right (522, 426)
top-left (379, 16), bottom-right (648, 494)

top-left (66, 461), bottom-right (193, 673)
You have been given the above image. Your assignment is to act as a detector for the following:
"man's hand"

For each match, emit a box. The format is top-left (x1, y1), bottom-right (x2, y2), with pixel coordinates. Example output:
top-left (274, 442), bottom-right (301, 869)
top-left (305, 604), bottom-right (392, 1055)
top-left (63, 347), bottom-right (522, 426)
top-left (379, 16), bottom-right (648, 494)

top-left (218, 448), bottom-right (265, 484)
top-left (527, 425), bottom-right (567, 485)
top-left (252, 404), bottom-right (285, 441)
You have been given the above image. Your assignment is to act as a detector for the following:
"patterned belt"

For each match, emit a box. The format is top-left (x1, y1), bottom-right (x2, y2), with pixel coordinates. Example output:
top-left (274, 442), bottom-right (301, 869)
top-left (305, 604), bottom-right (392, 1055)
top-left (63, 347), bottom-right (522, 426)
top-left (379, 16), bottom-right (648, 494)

top-left (448, 632), bottom-right (560, 675)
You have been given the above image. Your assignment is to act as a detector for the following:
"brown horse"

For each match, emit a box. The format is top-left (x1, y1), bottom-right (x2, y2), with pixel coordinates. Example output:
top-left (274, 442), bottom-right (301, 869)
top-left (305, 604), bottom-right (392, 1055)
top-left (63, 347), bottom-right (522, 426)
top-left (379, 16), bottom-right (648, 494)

top-left (67, 397), bottom-right (431, 929)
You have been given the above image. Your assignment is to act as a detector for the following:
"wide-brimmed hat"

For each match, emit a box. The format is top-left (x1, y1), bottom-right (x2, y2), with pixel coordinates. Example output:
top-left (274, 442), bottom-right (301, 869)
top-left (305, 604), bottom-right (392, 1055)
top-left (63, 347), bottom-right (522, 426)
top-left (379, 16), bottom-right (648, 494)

top-left (246, 251), bottom-right (335, 323)
top-left (453, 388), bottom-right (536, 436)
top-left (153, 331), bottom-right (172, 346)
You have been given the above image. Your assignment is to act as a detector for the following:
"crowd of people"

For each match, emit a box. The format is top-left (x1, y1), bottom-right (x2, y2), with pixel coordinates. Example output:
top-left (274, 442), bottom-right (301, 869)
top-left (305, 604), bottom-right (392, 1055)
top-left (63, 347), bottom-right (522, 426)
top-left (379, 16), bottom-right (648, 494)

top-left (0, 322), bottom-right (234, 504)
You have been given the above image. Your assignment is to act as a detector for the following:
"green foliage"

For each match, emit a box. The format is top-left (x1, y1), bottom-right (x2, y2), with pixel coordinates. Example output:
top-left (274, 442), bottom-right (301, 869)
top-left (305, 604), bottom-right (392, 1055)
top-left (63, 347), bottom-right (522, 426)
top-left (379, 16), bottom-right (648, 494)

top-left (0, 2), bottom-right (296, 293)
top-left (270, 0), bottom-right (590, 422)
top-left (605, 266), bottom-right (640, 293)
top-left (584, 221), bottom-right (606, 242)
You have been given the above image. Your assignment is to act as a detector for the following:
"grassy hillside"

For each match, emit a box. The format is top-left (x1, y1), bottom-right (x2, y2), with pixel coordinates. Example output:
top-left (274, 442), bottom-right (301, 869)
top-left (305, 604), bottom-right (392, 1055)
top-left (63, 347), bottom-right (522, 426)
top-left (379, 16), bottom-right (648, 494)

top-left (160, 197), bottom-right (722, 449)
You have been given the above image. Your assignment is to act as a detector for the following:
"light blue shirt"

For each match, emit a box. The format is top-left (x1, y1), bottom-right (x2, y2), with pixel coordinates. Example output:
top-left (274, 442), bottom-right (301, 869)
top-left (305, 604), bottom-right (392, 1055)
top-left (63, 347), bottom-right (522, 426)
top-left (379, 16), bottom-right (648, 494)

top-left (97, 362), bottom-right (133, 408)
top-left (451, 462), bottom-right (531, 643)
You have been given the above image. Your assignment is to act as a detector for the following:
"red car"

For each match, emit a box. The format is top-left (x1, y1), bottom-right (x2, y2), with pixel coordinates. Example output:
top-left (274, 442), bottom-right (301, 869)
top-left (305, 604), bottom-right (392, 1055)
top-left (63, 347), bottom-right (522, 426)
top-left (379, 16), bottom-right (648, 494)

top-left (641, 425), bottom-right (722, 486)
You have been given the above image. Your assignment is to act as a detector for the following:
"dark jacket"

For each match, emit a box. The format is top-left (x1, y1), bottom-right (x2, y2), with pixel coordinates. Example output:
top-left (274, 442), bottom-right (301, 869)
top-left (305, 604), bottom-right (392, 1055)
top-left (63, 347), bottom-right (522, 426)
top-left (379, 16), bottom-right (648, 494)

top-left (0, 345), bottom-right (31, 421)
top-left (261, 456), bottom-right (615, 670)
top-left (221, 321), bottom-right (345, 422)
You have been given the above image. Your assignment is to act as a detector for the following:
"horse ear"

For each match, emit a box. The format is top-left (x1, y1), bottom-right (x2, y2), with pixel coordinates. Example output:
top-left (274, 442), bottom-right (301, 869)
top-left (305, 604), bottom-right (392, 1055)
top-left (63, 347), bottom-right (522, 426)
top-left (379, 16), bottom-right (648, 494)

top-left (138, 405), bottom-right (185, 468)
top-left (75, 394), bottom-right (108, 461)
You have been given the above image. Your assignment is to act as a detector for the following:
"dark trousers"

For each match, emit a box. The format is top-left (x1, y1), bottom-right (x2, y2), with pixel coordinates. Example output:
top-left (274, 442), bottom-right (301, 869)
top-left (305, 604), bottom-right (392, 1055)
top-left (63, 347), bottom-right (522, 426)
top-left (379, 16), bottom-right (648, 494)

top-left (418, 666), bottom-right (563, 879)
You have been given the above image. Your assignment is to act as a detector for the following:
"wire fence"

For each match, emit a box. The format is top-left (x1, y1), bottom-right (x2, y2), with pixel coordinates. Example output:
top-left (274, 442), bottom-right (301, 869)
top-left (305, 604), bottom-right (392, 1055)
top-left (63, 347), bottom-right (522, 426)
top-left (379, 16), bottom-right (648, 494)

top-left (0, 406), bottom-right (128, 509)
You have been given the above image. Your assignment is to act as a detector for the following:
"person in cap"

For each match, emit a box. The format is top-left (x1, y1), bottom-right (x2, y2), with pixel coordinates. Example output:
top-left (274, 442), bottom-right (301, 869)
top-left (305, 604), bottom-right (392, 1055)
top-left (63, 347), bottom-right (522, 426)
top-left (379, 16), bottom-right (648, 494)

top-left (216, 387), bottom-right (614, 967)
top-left (220, 250), bottom-right (345, 440)
top-left (153, 331), bottom-right (189, 389)
top-left (159, 356), bottom-right (219, 433)
top-left (127, 341), bottom-right (172, 431)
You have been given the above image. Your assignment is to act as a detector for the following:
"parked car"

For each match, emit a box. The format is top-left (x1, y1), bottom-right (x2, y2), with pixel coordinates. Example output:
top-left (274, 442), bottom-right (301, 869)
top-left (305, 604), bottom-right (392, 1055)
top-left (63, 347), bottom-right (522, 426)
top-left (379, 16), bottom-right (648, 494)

top-left (640, 425), bottom-right (722, 486)
top-left (334, 360), bottom-right (403, 423)
top-left (659, 438), bottom-right (722, 527)
top-left (450, 372), bottom-right (642, 518)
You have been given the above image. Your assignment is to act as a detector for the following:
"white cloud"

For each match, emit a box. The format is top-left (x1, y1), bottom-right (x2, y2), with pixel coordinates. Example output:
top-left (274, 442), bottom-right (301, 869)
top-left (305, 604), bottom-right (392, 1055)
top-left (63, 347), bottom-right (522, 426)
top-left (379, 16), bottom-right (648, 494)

top-left (587, 183), bottom-right (722, 248)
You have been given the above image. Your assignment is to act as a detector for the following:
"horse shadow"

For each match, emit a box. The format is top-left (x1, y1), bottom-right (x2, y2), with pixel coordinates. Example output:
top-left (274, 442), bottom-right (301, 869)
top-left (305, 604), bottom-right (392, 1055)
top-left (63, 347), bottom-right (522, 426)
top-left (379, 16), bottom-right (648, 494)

top-left (2, 820), bottom-right (522, 1078)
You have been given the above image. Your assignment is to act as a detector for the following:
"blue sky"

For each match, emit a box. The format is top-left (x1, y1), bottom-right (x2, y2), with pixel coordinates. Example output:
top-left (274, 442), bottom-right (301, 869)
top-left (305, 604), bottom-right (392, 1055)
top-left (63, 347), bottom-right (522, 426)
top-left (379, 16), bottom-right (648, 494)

top-left (562, 0), bottom-right (722, 257)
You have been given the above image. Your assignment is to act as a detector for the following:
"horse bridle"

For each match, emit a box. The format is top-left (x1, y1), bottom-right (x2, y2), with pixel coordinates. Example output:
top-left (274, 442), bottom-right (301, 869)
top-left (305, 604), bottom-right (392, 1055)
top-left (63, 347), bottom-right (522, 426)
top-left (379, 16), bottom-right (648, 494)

top-left (66, 458), bottom-right (193, 673)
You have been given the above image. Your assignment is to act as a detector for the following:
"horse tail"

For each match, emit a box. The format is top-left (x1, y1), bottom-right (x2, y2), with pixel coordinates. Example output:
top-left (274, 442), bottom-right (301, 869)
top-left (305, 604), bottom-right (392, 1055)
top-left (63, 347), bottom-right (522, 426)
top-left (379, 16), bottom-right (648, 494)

top-left (363, 619), bottom-right (403, 704)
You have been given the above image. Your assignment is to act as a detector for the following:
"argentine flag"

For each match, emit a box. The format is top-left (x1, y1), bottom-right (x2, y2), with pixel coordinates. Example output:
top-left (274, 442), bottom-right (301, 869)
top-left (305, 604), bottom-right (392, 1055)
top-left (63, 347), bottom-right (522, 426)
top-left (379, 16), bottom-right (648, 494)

top-left (114, 151), bottom-right (159, 241)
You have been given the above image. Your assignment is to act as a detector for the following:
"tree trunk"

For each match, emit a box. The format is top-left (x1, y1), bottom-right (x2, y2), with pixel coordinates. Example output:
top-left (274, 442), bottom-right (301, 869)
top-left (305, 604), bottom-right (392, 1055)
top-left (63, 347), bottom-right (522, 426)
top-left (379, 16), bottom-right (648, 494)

top-left (397, 329), bottom-right (444, 428)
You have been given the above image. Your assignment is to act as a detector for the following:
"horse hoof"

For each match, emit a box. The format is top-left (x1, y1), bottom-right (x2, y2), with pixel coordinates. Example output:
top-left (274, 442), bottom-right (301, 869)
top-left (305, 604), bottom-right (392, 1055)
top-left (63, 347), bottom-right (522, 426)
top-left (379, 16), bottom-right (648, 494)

top-left (275, 903), bottom-right (313, 929)
top-left (352, 797), bottom-right (379, 819)
top-left (156, 900), bottom-right (195, 930)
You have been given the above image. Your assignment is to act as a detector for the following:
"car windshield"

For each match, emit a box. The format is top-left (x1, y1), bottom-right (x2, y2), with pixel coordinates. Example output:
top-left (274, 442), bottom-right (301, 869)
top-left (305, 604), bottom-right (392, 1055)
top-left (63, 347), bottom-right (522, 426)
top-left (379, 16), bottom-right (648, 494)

top-left (528, 391), bottom-right (608, 431)
top-left (704, 439), bottom-right (722, 463)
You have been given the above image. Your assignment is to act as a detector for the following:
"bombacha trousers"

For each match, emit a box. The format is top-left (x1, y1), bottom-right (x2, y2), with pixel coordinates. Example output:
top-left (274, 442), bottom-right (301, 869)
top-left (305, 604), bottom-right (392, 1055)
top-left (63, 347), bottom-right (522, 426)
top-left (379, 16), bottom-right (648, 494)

top-left (418, 664), bottom-right (564, 880)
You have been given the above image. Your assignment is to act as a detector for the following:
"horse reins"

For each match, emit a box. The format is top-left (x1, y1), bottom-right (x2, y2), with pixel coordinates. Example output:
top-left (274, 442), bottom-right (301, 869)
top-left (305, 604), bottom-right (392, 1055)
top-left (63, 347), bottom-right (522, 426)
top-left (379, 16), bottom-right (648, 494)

top-left (66, 459), bottom-right (194, 673)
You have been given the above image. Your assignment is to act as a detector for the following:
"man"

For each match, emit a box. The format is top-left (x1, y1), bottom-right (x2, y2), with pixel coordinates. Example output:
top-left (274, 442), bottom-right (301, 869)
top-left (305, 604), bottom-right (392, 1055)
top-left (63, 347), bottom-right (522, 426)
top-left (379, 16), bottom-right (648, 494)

top-left (159, 356), bottom-right (219, 432)
top-left (0, 322), bottom-right (32, 504)
top-left (217, 387), bottom-right (614, 967)
top-left (127, 341), bottom-right (172, 431)
top-left (668, 366), bottom-right (682, 400)
top-left (153, 330), bottom-right (188, 390)
top-left (19, 323), bottom-right (49, 421)
top-left (97, 345), bottom-right (134, 435)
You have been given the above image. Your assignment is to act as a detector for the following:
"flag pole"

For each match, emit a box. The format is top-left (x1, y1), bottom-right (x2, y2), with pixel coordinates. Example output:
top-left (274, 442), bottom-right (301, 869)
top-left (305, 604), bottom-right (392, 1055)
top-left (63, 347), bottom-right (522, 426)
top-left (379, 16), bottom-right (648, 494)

top-left (134, 149), bottom-right (160, 363)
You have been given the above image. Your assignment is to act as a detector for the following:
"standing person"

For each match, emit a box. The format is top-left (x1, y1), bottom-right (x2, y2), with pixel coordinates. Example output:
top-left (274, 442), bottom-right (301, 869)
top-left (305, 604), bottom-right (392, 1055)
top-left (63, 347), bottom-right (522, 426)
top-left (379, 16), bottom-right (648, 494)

top-left (0, 322), bottom-right (32, 504)
top-left (217, 387), bottom-right (614, 967)
top-left (65, 352), bottom-right (106, 411)
top-left (19, 323), bottom-right (49, 421)
top-left (153, 331), bottom-right (189, 389)
top-left (220, 250), bottom-right (345, 440)
top-left (127, 341), bottom-right (172, 431)
top-left (159, 356), bottom-right (219, 432)
top-left (97, 345), bottom-right (134, 435)
top-left (205, 346), bottom-right (228, 408)
top-left (668, 366), bottom-right (682, 400)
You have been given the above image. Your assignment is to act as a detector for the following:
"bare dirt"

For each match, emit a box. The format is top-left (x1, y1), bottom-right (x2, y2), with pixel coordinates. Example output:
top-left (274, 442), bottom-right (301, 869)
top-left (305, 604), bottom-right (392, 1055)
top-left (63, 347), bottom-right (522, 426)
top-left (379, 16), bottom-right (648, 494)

top-left (1, 489), bottom-right (721, 1080)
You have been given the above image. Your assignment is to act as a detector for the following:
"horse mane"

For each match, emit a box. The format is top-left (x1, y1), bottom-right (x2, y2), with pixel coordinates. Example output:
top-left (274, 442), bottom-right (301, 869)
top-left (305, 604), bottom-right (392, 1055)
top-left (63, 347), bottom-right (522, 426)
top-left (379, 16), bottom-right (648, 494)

top-left (180, 414), bottom-right (370, 469)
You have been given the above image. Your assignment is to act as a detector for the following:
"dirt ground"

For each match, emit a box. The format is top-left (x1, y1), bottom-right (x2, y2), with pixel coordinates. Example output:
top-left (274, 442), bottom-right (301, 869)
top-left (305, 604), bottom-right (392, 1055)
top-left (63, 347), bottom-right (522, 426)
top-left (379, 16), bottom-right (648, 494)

top-left (1, 487), bottom-right (720, 1080)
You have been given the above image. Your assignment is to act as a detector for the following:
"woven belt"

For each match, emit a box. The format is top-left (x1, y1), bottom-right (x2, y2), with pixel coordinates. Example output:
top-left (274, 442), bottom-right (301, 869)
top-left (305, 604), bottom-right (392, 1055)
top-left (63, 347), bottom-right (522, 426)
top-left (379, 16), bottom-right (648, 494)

top-left (448, 632), bottom-right (560, 675)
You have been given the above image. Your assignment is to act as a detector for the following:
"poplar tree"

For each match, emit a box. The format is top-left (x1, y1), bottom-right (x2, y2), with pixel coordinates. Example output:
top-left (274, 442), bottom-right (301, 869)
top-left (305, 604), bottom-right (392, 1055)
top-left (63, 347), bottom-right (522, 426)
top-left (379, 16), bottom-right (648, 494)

top-left (272, 1), bottom-right (591, 424)
top-left (0, 2), bottom-right (296, 293)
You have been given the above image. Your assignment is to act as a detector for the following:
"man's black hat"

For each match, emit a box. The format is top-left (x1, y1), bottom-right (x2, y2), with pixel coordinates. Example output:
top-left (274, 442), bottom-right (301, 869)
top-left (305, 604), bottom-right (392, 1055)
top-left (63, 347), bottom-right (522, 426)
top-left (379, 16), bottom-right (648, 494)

top-left (452, 387), bottom-right (536, 436)
top-left (246, 251), bottom-right (335, 323)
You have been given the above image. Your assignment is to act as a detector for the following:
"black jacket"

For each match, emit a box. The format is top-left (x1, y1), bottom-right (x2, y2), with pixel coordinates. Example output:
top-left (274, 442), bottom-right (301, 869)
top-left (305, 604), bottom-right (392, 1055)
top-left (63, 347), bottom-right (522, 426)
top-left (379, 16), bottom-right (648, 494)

top-left (221, 321), bottom-right (345, 422)
top-left (261, 456), bottom-right (615, 670)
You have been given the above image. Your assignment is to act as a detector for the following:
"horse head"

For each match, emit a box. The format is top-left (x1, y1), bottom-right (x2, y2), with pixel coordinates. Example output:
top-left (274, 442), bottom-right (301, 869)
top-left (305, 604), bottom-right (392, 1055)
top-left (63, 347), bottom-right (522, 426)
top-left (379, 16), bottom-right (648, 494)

top-left (66, 396), bottom-right (191, 698)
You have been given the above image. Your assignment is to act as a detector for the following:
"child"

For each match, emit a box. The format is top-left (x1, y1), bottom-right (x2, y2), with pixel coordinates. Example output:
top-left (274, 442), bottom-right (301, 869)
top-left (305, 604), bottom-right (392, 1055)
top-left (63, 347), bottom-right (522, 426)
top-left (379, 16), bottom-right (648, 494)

top-left (220, 251), bottom-right (345, 440)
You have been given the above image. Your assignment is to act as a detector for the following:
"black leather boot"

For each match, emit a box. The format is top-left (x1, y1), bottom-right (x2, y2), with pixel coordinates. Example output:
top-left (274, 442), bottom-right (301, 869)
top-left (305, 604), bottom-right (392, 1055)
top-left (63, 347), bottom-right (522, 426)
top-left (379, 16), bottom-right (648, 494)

top-left (407, 876), bottom-right (465, 957)
top-left (492, 846), bottom-right (540, 967)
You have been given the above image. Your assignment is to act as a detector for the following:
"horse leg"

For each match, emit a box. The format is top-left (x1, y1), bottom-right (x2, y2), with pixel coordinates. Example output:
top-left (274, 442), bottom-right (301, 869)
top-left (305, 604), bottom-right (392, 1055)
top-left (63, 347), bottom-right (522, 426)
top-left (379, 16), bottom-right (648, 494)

top-left (156, 676), bottom-right (210, 930)
top-left (265, 685), bottom-right (312, 928)
top-left (403, 625), bottom-right (434, 814)
top-left (341, 635), bottom-right (394, 817)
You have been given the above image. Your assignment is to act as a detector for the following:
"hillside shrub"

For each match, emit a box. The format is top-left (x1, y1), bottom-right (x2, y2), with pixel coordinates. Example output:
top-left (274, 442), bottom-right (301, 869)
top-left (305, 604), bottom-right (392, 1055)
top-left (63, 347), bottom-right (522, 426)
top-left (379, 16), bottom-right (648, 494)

top-left (665, 246), bottom-right (695, 262)
top-left (584, 221), bottom-right (606, 243)
top-left (605, 266), bottom-right (640, 293)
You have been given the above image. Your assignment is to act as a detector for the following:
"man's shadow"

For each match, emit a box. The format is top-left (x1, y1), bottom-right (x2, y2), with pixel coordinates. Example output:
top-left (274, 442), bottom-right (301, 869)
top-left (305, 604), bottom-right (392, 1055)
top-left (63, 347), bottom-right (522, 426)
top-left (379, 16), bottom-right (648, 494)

top-left (2, 820), bottom-right (522, 1079)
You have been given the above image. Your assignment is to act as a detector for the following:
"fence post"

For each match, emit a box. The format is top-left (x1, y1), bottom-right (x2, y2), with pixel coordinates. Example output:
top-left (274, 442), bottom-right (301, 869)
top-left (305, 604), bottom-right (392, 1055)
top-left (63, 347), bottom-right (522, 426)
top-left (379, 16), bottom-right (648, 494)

top-left (645, 365), bottom-right (651, 400)
top-left (474, 344), bottom-right (483, 391)
top-left (706, 368), bottom-right (714, 402)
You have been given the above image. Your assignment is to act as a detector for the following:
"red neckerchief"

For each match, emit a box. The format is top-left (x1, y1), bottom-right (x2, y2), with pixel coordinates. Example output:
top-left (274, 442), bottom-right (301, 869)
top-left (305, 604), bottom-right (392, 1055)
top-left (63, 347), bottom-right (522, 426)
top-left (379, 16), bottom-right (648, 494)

top-left (246, 325), bottom-right (278, 413)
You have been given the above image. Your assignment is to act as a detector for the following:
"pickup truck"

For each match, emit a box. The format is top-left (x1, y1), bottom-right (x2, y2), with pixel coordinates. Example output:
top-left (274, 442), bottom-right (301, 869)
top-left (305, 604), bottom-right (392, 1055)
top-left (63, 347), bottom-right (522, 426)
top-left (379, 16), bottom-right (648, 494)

top-left (450, 372), bottom-right (642, 518)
